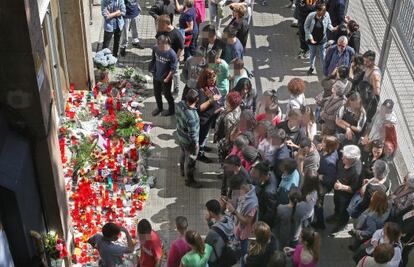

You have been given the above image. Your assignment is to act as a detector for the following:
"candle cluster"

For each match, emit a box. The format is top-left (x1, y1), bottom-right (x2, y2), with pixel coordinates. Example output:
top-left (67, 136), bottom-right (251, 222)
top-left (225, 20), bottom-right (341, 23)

top-left (59, 83), bottom-right (152, 265)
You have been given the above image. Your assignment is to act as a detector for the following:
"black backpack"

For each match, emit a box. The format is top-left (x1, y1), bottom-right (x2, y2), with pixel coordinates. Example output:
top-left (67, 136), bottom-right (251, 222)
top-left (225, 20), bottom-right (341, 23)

top-left (210, 226), bottom-right (242, 267)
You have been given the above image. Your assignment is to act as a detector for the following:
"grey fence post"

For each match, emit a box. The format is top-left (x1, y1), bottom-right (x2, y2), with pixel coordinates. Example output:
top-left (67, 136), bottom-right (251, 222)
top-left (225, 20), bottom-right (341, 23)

top-left (378, 0), bottom-right (402, 72)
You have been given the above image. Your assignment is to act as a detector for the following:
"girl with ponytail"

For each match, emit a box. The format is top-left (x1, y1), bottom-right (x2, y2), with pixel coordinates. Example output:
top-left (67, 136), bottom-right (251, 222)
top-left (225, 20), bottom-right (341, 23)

top-left (180, 230), bottom-right (213, 267)
top-left (245, 222), bottom-right (277, 266)
top-left (284, 227), bottom-right (321, 267)
top-left (274, 188), bottom-right (309, 249)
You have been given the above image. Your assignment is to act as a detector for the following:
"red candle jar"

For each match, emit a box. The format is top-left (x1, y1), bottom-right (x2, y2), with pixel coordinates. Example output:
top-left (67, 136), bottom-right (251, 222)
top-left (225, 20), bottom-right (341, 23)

top-left (131, 228), bottom-right (136, 238)
top-left (116, 198), bottom-right (123, 209)
top-left (93, 85), bottom-right (98, 99)
top-left (130, 148), bottom-right (138, 161)
top-left (106, 97), bottom-right (113, 110)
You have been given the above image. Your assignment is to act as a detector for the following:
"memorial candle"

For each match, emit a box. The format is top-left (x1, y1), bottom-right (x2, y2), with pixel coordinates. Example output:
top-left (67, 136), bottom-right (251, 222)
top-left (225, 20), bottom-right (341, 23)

top-left (106, 139), bottom-right (111, 157)
top-left (119, 138), bottom-right (124, 154)
top-left (93, 85), bottom-right (98, 99)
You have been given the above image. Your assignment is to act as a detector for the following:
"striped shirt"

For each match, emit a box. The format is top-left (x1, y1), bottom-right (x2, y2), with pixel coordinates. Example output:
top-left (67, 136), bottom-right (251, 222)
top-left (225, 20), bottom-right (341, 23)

top-left (176, 101), bottom-right (200, 146)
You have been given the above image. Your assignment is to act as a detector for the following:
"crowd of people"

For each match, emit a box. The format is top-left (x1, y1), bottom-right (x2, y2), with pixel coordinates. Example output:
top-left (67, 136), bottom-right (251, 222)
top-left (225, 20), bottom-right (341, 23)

top-left (94, 0), bottom-right (414, 266)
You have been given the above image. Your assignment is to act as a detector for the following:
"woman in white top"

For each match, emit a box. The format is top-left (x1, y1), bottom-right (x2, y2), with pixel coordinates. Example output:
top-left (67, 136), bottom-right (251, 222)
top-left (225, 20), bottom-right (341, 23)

top-left (286, 78), bottom-right (306, 114)
top-left (357, 243), bottom-right (395, 267)
top-left (353, 222), bottom-right (402, 266)
top-left (300, 106), bottom-right (317, 141)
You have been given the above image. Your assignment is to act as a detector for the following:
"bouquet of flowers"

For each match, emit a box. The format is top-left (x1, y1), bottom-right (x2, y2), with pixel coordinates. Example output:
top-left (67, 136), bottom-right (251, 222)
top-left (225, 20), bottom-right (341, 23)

top-left (43, 231), bottom-right (68, 260)
top-left (100, 114), bottom-right (118, 137)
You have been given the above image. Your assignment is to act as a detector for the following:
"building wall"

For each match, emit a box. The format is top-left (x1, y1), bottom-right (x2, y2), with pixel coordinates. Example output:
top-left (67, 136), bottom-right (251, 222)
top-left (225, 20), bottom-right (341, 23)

top-left (60, 0), bottom-right (95, 90)
top-left (0, 115), bottom-right (47, 266)
top-left (0, 0), bottom-right (71, 264)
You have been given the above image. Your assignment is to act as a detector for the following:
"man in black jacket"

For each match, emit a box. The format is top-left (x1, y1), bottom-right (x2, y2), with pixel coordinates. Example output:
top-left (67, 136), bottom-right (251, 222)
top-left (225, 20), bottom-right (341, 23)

top-left (251, 162), bottom-right (278, 227)
top-left (199, 25), bottom-right (225, 58)
top-left (327, 145), bottom-right (362, 233)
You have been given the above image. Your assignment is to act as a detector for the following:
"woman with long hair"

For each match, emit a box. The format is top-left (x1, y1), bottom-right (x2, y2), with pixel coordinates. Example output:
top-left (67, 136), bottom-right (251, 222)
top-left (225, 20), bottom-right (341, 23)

top-left (245, 222), bottom-right (277, 266)
top-left (349, 54), bottom-right (365, 92)
top-left (360, 139), bottom-right (386, 180)
top-left (353, 222), bottom-right (402, 266)
top-left (214, 91), bottom-right (243, 163)
top-left (300, 106), bottom-right (317, 141)
top-left (284, 227), bottom-right (321, 267)
top-left (301, 170), bottom-right (319, 226)
top-left (274, 188), bottom-right (309, 248)
top-left (313, 136), bottom-right (340, 229)
top-left (335, 92), bottom-right (367, 145)
top-left (347, 20), bottom-right (361, 53)
top-left (383, 124), bottom-right (398, 162)
top-left (349, 191), bottom-right (390, 251)
top-left (180, 230), bottom-right (212, 267)
top-left (232, 78), bottom-right (257, 112)
top-left (195, 68), bottom-right (223, 163)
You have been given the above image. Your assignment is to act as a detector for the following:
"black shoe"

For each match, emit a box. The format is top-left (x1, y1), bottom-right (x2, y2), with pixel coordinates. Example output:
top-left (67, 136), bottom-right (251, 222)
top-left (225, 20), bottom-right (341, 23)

top-left (197, 154), bottom-right (213, 163)
top-left (185, 180), bottom-right (202, 188)
top-left (132, 42), bottom-right (144, 49)
top-left (161, 110), bottom-right (175, 116)
top-left (307, 67), bottom-right (314, 75)
top-left (203, 146), bottom-right (213, 152)
top-left (152, 108), bottom-right (163, 116)
top-left (348, 244), bottom-right (358, 251)
top-left (310, 221), bottom-right (326, 230)
top-left (120, 47), bottom-right (126, 57)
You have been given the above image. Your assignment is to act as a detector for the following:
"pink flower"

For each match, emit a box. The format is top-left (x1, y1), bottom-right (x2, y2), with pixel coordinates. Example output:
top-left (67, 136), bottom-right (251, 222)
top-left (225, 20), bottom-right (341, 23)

top-left (55, 243), bottom-right (64, 251)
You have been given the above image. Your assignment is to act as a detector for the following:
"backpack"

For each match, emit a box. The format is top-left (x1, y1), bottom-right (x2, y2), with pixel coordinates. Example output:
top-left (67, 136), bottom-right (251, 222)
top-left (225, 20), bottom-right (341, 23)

top-left (210, 226), bottom-right (242, 267)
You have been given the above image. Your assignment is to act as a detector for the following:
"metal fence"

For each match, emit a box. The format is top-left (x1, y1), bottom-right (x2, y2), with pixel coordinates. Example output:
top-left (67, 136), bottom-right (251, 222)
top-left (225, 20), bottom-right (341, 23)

top-left (395, 0), bottom-right (414, 59)
top-left (373, 0), bottom-right (414, 174)
top-left (346, 0), bottom-right (414, 175)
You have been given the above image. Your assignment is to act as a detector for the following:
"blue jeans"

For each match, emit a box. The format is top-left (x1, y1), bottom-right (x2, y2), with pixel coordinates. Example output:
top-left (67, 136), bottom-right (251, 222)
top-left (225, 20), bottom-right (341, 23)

top-left (209, 2), bottom-right (222, 28)
top-left (308, 43), bottom-right (326, 69)
top-left (240, 238), bottom-right (249, 267)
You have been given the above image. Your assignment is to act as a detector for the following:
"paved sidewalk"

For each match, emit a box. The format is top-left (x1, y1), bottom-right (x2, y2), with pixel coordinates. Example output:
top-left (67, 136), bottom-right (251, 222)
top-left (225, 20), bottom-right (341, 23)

top-left (89, 2), bottom-right (357, 266)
